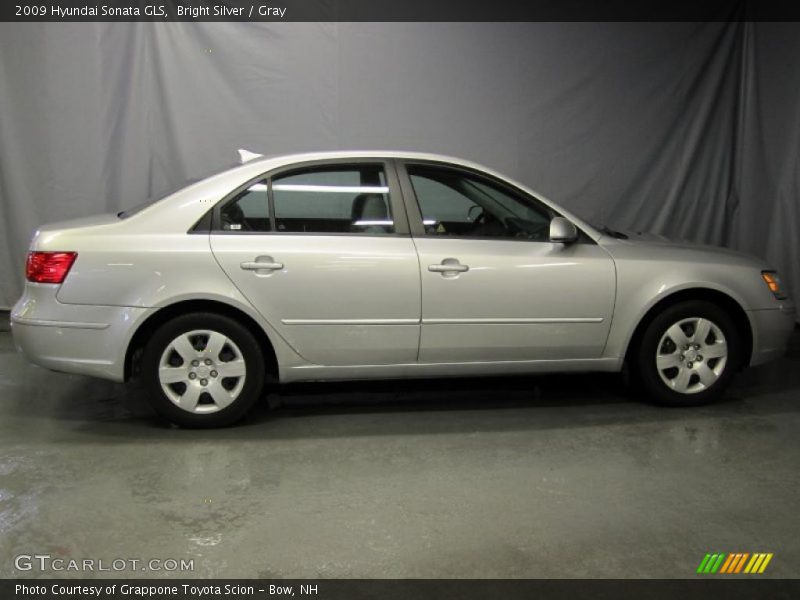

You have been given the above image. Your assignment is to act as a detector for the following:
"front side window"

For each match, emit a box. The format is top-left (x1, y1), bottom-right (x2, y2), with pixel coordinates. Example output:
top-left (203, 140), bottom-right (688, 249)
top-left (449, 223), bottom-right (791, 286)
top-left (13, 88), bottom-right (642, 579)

top-left (408, 164), bottom-right (553, 241)
top-left (272, 164), bottom-right (394, 234)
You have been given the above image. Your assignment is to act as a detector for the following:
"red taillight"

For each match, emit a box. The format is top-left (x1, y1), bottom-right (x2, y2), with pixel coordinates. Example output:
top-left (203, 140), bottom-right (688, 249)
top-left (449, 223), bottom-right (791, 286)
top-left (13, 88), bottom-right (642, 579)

top-left (26, 251), bottom-right (78, 284)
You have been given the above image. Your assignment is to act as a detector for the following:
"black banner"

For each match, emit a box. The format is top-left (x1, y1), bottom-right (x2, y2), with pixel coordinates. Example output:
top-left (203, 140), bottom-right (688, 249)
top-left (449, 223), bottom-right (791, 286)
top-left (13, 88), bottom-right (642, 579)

top-left (3, 0), bottom-right (800, 22)
top-left (4, 579), bottom-right (800, 600)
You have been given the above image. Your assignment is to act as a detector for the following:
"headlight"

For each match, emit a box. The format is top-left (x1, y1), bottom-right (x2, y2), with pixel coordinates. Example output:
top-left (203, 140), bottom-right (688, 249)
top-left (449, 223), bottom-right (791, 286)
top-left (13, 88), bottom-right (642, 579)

top-left (761, 271), bottom-right (788, 300)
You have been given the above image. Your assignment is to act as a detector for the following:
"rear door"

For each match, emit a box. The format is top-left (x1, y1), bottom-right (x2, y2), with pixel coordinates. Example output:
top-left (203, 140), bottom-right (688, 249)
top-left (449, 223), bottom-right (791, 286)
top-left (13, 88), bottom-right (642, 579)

top-left (397, 160), bottom-right (616, 363)
top-left (210, 160), bottom-right (421, 366)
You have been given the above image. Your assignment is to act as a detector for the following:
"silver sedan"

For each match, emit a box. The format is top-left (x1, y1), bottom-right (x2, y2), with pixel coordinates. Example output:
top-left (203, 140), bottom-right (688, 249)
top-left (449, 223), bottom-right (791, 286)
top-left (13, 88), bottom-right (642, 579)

top-left (11, 151), bottom-right (796, 427)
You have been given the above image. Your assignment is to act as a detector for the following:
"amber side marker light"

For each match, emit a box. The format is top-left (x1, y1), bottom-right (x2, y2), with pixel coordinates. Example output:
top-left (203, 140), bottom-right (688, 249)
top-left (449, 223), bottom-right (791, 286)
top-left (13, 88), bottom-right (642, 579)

top-left (761, 271), bottom-right (787, 300)
top-left (26, 251), bottom-right (78, 284)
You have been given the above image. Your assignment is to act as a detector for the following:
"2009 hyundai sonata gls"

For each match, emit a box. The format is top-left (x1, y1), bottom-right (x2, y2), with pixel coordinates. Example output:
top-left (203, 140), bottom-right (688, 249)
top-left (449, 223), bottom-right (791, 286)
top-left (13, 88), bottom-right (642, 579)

top-left (11, 151), bottom-right (796, 427)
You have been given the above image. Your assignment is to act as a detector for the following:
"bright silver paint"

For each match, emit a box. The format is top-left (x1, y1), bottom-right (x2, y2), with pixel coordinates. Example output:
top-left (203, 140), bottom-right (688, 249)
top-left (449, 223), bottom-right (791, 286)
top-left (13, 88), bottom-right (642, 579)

top-left (10, 151), bottom-right (796, 395)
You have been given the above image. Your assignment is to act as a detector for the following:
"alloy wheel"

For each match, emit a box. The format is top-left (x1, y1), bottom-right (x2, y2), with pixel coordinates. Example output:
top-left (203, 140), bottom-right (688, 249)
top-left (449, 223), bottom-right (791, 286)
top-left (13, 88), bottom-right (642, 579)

top-left (158, 329), bottom-right (247, 413)
top-left (655, 317), bottom-right (728, 394)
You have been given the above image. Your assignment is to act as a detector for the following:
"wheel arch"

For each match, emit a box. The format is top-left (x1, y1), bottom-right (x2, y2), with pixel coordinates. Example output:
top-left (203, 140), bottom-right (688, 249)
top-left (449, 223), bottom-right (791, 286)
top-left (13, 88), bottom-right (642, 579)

top-left (623, 287), bottom-right (753, 370)
top-left (125, 299), bottom-right (279, 383)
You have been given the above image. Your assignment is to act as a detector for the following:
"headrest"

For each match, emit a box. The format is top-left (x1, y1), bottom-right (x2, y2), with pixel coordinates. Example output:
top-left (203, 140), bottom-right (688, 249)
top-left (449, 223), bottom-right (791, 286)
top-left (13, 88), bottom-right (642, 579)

top-left (351, 194), bottom-right (388, 220)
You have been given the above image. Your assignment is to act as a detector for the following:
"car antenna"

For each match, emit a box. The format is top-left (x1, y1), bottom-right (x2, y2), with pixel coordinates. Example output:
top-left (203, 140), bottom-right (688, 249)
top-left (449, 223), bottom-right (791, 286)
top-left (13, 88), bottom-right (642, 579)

top-left (237, 149), bottom-right (263, 163)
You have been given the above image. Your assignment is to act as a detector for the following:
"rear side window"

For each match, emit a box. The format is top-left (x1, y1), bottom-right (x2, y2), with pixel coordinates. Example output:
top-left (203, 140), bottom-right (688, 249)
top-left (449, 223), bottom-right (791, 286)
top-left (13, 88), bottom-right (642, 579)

top-left (272, 165), bottom-right (394, 234)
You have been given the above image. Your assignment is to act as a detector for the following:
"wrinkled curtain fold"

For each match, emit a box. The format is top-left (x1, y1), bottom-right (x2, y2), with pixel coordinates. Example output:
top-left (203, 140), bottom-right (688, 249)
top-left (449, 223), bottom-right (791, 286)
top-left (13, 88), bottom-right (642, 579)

top-left (0, 22), bottom-right (798, 314)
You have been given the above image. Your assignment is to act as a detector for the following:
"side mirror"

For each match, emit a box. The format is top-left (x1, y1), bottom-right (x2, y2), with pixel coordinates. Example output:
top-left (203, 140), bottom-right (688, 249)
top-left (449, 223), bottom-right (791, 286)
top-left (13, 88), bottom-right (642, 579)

top-left (549, 216), bottom-right (578, 243)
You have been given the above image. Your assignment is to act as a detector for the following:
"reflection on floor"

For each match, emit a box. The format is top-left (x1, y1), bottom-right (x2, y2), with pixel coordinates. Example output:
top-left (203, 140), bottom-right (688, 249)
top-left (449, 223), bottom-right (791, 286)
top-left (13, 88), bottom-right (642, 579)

top-left (0, 315), bottom-right (798, 578)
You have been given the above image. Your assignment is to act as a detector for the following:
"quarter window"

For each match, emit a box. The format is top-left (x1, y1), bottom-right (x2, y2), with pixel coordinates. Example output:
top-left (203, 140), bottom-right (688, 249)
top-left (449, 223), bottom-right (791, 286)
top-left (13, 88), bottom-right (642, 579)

top-left (272, 165), bottom-right (394, 234)
top-left (408, 164), bottom-right (553, 241)
top-left (220, 180), bottom-right (270, 232)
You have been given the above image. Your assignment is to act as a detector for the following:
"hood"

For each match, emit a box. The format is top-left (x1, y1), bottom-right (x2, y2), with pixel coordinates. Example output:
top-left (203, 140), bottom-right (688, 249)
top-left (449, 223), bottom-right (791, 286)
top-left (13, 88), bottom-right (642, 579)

top-left (615, 229), bottom-right (675, 243)
top-left (601, 228), bottom-right (766, 268)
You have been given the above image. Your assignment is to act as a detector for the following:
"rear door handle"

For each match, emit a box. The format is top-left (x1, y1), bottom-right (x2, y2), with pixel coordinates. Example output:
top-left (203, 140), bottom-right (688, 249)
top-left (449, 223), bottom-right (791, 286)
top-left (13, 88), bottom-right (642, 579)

top-left (240, 256), bottom-right (284, 272)
top-left (428, 259), bottom-right (469, 275)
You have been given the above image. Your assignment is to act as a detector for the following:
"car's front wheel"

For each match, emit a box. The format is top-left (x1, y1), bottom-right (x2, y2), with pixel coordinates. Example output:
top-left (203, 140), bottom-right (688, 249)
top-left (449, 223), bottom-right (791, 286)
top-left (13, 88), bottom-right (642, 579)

top-left (633, 300), bottom-right (743, 406)
top-left (142, 312), bottom-right (265, 427)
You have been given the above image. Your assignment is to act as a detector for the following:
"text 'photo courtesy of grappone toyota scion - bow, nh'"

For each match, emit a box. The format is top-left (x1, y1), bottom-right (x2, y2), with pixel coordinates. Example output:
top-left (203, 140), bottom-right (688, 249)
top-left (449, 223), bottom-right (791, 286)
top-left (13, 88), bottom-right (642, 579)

top-left (10, 150), bottom-right (796, 427)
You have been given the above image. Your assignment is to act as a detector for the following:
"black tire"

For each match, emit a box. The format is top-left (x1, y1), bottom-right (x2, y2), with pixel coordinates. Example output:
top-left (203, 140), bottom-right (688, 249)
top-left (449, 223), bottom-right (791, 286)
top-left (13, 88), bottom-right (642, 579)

top-left (632, 300), bottom-right (743, 407)
top-left (142, 312), bottom-right (266, 428)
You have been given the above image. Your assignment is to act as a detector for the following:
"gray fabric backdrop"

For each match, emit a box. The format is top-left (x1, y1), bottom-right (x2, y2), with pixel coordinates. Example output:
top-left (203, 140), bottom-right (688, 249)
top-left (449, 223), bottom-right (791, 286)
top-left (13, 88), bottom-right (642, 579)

top-left (1, 22), bottom-right (798, 311)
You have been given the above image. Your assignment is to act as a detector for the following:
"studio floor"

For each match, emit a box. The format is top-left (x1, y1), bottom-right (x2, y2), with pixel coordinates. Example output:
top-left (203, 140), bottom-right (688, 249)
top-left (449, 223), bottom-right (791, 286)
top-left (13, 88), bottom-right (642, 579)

top-left (0, 313), bottom-right (798, 579)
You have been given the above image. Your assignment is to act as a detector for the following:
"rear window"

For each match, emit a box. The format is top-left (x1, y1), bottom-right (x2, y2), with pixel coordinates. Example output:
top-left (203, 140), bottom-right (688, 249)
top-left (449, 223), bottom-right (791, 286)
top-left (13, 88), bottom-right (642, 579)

top-left (117, 161), bottom-right (240, 219)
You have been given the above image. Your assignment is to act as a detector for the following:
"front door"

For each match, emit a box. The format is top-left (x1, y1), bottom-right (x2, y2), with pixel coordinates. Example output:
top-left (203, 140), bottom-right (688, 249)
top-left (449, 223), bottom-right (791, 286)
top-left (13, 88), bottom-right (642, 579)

top-left (399, 161), bottom-right (616, 363)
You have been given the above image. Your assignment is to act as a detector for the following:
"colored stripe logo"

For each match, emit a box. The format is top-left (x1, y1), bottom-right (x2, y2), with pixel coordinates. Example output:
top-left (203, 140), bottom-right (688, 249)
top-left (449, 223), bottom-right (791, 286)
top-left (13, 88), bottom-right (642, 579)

top-left (696, 553), bottom-right (773, 574)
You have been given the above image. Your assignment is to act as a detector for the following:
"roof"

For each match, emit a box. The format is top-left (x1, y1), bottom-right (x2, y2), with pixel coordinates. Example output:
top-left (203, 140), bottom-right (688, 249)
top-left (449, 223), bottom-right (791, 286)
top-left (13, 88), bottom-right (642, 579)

top-left (241, 149), bottom-right (488, 170)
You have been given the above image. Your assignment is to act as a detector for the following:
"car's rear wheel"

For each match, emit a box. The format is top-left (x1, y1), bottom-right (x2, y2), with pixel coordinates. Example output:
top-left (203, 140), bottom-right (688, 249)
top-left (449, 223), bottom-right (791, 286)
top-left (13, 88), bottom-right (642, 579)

top-left (633, 300), bottom-right (743, 406)
top-left (142, 312), bottom-right (265, 427)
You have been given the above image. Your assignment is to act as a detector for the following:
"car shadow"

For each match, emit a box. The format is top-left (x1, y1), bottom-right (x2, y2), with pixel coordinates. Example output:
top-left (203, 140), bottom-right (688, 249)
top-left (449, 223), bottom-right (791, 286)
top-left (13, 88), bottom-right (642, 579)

top-left (3, 327), bottom-right (797, 443)
top-left (47, 362), bottom-right (800, 443)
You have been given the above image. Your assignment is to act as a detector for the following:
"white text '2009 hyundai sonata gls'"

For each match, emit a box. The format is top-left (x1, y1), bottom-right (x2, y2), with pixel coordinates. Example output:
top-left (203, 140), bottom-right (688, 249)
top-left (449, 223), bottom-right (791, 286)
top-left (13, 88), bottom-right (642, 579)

top-left (11, 151), bottom-right (796, 427)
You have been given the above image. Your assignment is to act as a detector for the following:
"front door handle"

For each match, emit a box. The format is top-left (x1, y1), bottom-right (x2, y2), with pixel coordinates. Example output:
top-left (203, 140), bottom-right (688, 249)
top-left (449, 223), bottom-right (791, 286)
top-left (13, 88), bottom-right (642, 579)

top-left (428, 258), bottom-right (469, 275)
top-left (240, 256), bottom-right (284, 272)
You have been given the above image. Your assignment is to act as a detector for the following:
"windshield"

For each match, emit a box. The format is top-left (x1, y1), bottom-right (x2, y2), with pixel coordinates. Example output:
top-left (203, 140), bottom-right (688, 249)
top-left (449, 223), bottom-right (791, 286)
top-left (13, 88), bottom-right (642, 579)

top-left (580, 216), bottom-right (628, 239)
top-left (117, 161), bottom-right (240, 219)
